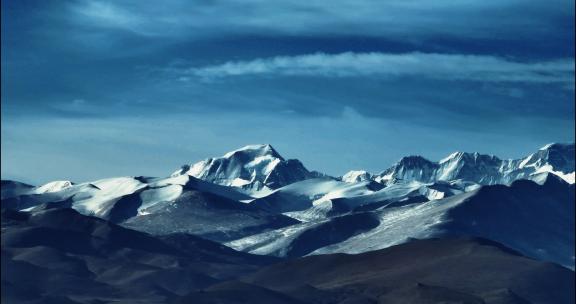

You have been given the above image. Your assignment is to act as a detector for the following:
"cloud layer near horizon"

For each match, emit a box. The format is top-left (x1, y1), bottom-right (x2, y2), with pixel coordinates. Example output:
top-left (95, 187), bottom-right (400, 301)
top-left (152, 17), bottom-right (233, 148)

top-left (3, 109), bottom-right (570, 184)
top-left (182, 52), bottom-right (574, 86)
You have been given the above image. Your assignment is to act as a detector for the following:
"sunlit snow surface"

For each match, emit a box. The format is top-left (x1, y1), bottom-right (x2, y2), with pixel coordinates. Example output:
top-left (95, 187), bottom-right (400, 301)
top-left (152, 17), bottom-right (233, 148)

top-left (72, 177), bottom-right (147, 215)
top-left (311, 192), bottom-right (476, 255)
top-left (227, 175), bottom-right (575, 269)
top-left (226, 192), bottom-right (475, 256)
top-left (33, 180), bottom-right (74, 194)
top-left (10, 174), bottom-right (251, 220)
top-left (532, 164), bottom-right (576, 184)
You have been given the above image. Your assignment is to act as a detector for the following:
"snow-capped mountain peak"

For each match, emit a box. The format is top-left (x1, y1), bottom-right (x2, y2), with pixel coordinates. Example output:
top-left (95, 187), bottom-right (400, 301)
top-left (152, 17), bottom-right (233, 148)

top-left (372, 143), bottom-right (575, 185)
top-left (377, 155), bottom-right (439, 184)
top-left (172, 144), bottom-right (319, 192)
top-left (525, 143), bottom-right (574, 173)
top-left (222, 144), bottom-right (282, 160)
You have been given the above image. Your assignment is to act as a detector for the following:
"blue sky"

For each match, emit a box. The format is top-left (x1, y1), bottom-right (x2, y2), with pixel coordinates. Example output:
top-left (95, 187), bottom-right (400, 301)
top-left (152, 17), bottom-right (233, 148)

top-left (1, 0), bottom-right (575, 184)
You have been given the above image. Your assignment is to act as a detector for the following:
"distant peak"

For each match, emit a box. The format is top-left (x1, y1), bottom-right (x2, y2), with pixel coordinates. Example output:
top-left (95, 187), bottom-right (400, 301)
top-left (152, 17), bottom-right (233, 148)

top-left (396, 155), bottom-right (435, 167)
top-left (223, 144), bottom-right (281, 159)
top-left (243, 143), bottom-right (274, 150)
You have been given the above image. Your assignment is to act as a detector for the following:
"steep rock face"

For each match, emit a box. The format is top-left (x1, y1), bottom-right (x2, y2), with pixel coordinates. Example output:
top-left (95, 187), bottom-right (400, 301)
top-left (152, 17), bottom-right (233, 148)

top-left (172, 144), bottom-right (318, 192)
top-left (436, 152), bottom-right (503, 183)
top-left (521, 143), bottom-right (575, 173)
top-left (378, 156), bottom-right (440, 184)
top-left (502, 143), bottom-right (576, 183)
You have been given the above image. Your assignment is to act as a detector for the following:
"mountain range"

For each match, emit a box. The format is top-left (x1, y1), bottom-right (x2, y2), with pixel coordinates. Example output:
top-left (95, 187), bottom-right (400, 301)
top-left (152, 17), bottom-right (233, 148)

top-left (170, 143), bottom-right (575, 191)
top-left (1, 143), bottom-right (574, 303)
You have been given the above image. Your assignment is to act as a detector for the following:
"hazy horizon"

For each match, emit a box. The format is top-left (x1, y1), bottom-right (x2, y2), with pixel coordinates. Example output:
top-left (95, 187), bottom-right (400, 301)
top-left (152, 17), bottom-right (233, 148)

top-left (2, 140), bottom-right (574, 185)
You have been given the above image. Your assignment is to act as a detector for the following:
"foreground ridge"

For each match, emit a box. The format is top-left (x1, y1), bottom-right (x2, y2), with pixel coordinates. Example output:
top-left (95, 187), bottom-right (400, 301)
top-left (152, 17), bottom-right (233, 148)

top-left (2, 208), bottom-right (574, 304)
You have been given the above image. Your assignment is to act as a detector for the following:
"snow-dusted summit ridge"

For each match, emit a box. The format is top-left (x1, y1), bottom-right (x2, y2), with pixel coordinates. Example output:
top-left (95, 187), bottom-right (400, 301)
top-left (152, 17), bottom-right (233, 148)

top-left (342, 143), bottom-right (575, 185)
top-left (172, 144), bottom-right (320, 192)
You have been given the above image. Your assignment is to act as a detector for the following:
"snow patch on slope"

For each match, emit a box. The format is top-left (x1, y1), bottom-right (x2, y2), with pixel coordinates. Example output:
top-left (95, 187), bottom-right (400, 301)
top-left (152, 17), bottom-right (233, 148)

top-left (531, 164), bottom-right (575, 184)
top-left (72, 177), bottom-right (147, 215)
top-left (341, 171), bottom-right (372, 183)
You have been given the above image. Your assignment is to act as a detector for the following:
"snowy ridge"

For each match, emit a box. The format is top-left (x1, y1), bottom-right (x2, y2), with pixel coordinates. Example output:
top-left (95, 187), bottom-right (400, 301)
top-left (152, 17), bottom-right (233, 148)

top-left (342, 143), bottom-right (575, 185)
top-left (3, 174), bottom-right (251, 222)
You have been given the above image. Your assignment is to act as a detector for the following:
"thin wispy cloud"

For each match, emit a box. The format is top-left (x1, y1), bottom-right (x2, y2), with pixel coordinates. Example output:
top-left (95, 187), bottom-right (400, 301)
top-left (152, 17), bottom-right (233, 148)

top-left (67, 0), bottom-right (573, 39)
top-left (181, 52), bottom-right (575, 85)
top-left (74, 1), bottom-right (143, 33)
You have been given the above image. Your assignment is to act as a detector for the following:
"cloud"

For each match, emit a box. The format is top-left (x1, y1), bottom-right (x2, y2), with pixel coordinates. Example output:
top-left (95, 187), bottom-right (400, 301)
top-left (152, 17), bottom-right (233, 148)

top-left (74, 1), bottom-right (139, 29)
top-left (5, 1), bottom-right (572, 63)
top-left (66, 0), bottom-right (573, 40)
top-left (178, 52), bottom-right (575, 85)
